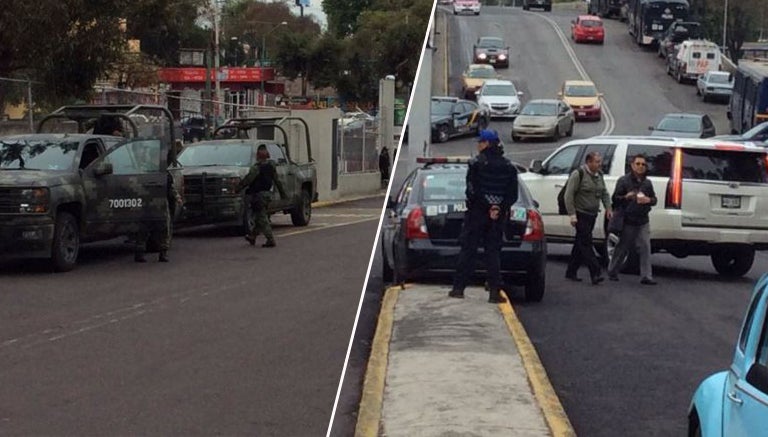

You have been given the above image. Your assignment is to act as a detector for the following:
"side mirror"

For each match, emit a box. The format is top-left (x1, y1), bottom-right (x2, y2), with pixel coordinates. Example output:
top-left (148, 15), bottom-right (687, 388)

top-left (93, 162), bottom-right (113, 177)
top-left (530, 159), bottom-right (543, 173)
top-left (648, 126), bottom-right (655, 131)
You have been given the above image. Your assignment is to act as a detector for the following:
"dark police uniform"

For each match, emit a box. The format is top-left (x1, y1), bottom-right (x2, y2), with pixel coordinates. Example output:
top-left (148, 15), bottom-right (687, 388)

top-left (237, 158), bottom-right (287, 247)
top-left (449, 133), bottom-right (518, 303)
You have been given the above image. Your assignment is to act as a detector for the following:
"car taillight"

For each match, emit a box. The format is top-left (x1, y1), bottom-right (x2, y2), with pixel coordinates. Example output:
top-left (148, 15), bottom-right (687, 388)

top-left (406, 207), bottom-right (429, 239)
top-left (523, 209), bottom-right (544, 241)
top-left (665, 148), bottom-right (683, 209)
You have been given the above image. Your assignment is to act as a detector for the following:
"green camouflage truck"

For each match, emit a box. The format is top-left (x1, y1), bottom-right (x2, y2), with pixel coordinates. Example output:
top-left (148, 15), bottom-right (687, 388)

top-left (175, 117), bottom-right (317, 232)
top-left (0, 105), bottom-right (182, 271)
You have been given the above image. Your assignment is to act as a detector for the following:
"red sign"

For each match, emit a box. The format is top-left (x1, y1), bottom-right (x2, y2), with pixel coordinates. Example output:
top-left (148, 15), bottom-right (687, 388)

top-left (158, 67), bottom-right (276, 83)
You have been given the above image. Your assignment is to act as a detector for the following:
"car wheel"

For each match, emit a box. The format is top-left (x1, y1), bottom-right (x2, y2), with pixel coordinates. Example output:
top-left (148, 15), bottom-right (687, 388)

top-left (552, 126), bottom-right (561, 141)
top-left (437, 125), bottom-right (450, 143)
top-left (524, 264), bottom-right (545, 302)
top-left (290, 189), bottom-right (312, 226)
top-left (382, 245), bottom-right (394, 283)
top-left (711, 245), bottom-right (755, 278)
top-left (695, 87), bottom-right (700, 96)
top-left (511, 134), bottom-right (521, 142)
top-left (566, 121), bottom-right (574, 136)
top-left (51, 211), bottom-right (80, 272)
top-left (676, 69), bottom-right (684, 84)
top-left (545, 5), bottom-right (551, 11)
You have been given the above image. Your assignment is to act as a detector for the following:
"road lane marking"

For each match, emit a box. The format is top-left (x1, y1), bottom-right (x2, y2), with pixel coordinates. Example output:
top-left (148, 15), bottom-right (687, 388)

top-left (0, 218), bottom-right (379, 353)
top-left (523, 9), bottom-right (616, 136)
top-left (499, 291), bottom-right (576, 437)
top-left (354, 285), bottom-right (404, 437)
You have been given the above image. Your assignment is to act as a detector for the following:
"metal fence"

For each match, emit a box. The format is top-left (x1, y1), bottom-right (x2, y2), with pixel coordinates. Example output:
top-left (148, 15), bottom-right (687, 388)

top-left (338, 118), bottom-right (379, 173)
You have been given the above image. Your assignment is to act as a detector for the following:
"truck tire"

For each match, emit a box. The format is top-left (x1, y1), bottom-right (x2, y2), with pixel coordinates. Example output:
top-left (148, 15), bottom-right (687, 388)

top-left (290, 189), bottom-right (312, 226)
top-left (51, 211), bottom-right (79, 272)
top-left (711, 246), bottom-right (755, 278)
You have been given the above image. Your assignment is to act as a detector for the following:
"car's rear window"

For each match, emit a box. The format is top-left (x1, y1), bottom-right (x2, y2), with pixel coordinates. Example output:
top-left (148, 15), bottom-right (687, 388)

top-left (421, 172), bottom-right (466, 201)
top-left (681, 149), bottom-right (768, 183)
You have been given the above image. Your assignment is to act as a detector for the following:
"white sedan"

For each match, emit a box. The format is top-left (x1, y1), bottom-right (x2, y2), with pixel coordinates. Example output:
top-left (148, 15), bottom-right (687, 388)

top-left (476, 79), bottom-right (524, 119)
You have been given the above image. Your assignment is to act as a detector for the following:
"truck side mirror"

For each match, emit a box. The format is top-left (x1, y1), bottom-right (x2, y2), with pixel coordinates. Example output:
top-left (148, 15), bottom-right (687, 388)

top-left (93, 162), bottom-right (113, 177)
top-left (530, 159), bottom-right (543, 173)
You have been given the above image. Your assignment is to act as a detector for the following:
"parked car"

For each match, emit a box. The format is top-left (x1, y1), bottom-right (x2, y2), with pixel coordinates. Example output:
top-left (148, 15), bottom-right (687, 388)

top-left (476, 79), bottom-right (524, 119)
top-left (523, 0), bottom-right (552, 11)
top-left (649, 113), bottom-right (716, 138)
top-left (381, 157), bottom-right (546, 302)
top-left (430, 96), bottom-right (490, 143)
top-left (696, 71), bottom-right (734, 103)
top-left (511, 99), bottom-right (575, 142)
top-left (571, 15), bottom-right (605, 44)
top-left (522, 136), bottom-right (768, 277)
top-left (666, 39), bottom-right (722, 84)
top-left (453, 0), bottom-right (481, 15)
top-left (472, 37), bottom-right (510, 68)
top-left (558, 80), bottom-right (603, 121)
top-left (713, 121), bottom-right (768, 145)
top-left (181, 115), bottom-right (207, 143)
top-left (339, 111), bottom-right (375, 127)
top-left (688, 274), bottom-right (768, 436)
top-left (657, 21), bottom-right (702, 59)
top-left (461, 64), bottom-right (499, 99)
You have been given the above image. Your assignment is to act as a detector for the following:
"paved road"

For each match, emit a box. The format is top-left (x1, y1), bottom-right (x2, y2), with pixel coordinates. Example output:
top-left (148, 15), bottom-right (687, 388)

top-left (0, 198), bottom-right (382, 436)
top-left (331, 5), bottom-right (768, 437)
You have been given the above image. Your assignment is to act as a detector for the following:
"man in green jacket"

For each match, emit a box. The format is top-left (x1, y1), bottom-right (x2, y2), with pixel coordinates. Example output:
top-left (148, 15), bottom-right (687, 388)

top-left (564, 151), bottom-right (613, 285)
top-left (235, 145), bottom-right (287, 248)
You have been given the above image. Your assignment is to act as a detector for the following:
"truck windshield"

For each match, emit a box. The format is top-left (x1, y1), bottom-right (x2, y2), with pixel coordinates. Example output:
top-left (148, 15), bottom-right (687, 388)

top-left (177, 143), bottom-right (253, 167)
top-left (0, 139), bottom-right (80, 170)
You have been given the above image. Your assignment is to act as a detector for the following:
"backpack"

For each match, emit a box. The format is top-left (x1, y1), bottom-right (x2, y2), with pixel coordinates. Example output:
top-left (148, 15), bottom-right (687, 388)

top-left (557, 167), bottom-right (584, 215)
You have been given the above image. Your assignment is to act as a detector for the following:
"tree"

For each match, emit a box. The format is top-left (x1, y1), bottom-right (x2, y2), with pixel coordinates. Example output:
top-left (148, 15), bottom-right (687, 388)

top-left (322, 0), bottom-right (375, 37)
top-left (0, 1), bottom-right (128, 112)
top-left (274, 32), bottom-right (342, 96)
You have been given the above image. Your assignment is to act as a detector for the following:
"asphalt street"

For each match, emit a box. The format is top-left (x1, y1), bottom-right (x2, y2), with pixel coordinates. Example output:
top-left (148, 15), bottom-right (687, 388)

top-left (0, 198), bottom-right (382, 436)
top-left (332, 4), bottom-right (768, 437)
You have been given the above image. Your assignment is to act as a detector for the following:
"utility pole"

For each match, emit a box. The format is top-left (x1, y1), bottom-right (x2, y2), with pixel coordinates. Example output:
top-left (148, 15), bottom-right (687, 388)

top-left (213, 0), bottom-right (222, 124)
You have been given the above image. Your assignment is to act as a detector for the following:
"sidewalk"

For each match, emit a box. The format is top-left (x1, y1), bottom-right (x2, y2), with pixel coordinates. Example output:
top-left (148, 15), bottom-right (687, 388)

top-left (355, 285), bottom-right (575, 437)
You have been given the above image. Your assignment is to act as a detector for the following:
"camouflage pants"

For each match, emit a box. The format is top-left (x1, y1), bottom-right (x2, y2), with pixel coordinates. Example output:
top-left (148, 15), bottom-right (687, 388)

top-left (248, 192), bottom-right (273, 242)
top-left (133, 205), bottom-right (172, 253)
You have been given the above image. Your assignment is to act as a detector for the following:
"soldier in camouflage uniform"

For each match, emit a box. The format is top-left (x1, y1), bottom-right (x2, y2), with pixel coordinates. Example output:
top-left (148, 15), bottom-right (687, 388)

top-left (134, 149), bottom-right (182, 262)
top-left (235, 145), bottom-right (287, 248)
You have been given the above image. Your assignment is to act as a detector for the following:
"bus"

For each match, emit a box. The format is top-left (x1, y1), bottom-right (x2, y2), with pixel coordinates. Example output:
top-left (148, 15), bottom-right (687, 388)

top-left (728, 59), bottom-right (768, 134)
top-left (627, 0), bottom-right (689, 46)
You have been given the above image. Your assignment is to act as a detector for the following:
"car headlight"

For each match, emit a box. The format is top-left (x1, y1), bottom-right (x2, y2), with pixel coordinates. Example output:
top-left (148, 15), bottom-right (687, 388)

top-left (19, 187), bottom-right (49, 213)
top-left (498, 54), bottom-right (507, 60)
top-left (478, 53), bottom-right (487, 60)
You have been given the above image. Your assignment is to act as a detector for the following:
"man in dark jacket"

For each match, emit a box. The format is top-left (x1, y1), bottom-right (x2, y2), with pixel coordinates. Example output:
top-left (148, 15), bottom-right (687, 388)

top-left (235, 145), bottom-right (287, 248)
top-left (607, 154), bottom-right (657, 285)
top-left (448, 129), bottom-right (518, 304)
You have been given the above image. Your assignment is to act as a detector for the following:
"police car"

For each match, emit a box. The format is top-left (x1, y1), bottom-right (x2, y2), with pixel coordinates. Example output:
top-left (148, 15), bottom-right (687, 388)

top-left (381, 157), bottom-right (547, 302)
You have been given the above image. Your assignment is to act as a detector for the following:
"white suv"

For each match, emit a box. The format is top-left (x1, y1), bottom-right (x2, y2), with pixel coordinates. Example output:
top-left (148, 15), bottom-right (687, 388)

top-left (453, 0), bottom-right (481, 15)
top-left (520, 136), bottom-right (768, 277)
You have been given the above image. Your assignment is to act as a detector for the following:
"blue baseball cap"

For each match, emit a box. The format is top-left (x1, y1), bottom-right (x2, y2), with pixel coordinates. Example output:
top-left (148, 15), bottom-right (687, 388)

top-left (476, 129), bottom-right (499, 142)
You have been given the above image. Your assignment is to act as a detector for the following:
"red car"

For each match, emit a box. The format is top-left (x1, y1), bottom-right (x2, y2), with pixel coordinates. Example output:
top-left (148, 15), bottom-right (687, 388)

top-left (571, 15), bottom-right (604, 44)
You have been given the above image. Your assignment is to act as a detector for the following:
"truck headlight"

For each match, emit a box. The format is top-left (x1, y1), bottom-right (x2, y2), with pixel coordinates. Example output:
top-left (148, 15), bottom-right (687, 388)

top-left (19, 187), bottom-right (49, 213)
top-left (478, 53), bottom-right (487, 60)
top-left (498, 54), bottom-right (507, 60)
top-left (220, 177), bottom-right (241, 194)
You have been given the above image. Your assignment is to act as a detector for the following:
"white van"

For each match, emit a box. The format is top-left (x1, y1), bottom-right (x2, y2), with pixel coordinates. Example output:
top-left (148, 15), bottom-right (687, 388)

top-left (521, 136), bottom-right (768, 277)
top-left (668, 40), bottom-right (722, 83)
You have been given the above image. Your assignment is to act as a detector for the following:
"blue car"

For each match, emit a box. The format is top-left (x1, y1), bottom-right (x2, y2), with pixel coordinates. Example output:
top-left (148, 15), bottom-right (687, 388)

top-left (688, 274), bottom-right (768, 436)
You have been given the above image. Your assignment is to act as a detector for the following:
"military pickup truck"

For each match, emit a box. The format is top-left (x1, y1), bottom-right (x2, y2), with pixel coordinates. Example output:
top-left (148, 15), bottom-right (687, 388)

top-left (0, 104), bottom-right (182, 272)
top-left (176, 117), bottom-right (317, 232)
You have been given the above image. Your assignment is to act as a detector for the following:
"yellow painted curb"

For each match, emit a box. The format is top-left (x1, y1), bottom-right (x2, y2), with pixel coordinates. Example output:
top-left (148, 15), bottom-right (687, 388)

top-left (499, 291), bottom-right (577, 437)
top-left (354, 285), bottom-right (405, 437)
top-left (313, 193), bottom-right (385, 209)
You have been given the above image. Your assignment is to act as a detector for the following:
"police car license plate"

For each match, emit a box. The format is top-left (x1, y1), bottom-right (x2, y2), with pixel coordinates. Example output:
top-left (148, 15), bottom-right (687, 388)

top-left (578, 111), bottom-right (586, 116)
top-left (489, 59), bottom-right (496, 63)
top-left (721, 195), bottom-right (741, 209)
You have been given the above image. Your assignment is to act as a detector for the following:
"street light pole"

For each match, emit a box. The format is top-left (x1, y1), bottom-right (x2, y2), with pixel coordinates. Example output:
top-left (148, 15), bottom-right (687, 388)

top-left (722, 0), bottom-right (728, 53)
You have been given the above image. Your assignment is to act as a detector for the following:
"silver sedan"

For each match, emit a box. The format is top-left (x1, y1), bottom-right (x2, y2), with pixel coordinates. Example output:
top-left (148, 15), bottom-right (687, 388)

top-left (511, 99), bottom-right (575, 142)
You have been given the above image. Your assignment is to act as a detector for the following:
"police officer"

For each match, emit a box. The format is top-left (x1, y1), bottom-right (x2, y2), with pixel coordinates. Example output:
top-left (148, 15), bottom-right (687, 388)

top-left (235, 145), bottom-right (287, 248)
top-left (448, 129), bottom-right (518, 304)
top-left (135, 150), bottom-right (182, 263)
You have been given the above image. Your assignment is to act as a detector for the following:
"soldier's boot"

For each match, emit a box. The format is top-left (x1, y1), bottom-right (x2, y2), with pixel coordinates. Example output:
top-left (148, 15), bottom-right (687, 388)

top-left (158, 251), bottom-right (169, 262)
top-left (134, 252), bottom-right (147, 263)
top-left (244, 235), bottom-right (256, 246)
top-left (488, 289), bottom-right (507, 304)
top-left (262, 239), bottom-right (276, 248)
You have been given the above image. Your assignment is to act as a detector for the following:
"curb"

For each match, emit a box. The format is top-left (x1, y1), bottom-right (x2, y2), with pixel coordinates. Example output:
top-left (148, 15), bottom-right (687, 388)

top-left (354, 285), bottom-right (404, 437)
top-left (499, 291), bottom-right (577, 437)
top-left (312, 193), bottom-right (385, 209)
